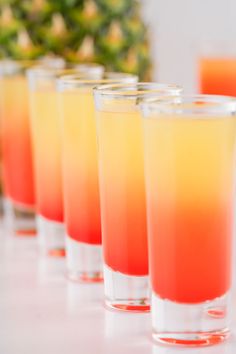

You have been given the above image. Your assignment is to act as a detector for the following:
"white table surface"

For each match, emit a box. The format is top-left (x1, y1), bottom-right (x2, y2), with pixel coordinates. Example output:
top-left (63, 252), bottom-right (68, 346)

top-left (1, 222), bottom-right (236, 354)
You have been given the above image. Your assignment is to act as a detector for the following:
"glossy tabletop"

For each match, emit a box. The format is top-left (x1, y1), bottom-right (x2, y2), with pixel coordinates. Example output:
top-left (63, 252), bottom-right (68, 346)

top-left (1, 222), bottom-right (236, 354)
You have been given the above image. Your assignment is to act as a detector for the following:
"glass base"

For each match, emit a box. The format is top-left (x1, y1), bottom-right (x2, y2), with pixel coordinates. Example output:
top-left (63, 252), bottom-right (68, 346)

top-left (104, 264), bottom-right (150, 312)
top-left (66, 235), bottom-right (103, 283)
top-left (3, 198), bottom-right (36, 236)
top-left (152, 291), bottom-right (230, 347)
top-left (37, 215), bottom-right (65, 257)
top-left (2, 197), bottom-right (14, 228)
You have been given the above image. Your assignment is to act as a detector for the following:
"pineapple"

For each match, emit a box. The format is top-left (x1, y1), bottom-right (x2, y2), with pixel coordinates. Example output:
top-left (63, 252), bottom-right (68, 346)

top-left (0, 0), bottom-right (151, 79)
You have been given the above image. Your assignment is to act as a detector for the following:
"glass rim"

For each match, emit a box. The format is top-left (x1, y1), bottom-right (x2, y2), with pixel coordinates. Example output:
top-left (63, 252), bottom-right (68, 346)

top-left (57, 72), bottom-right (138, 91)
top-left (0, 58), bottom-right (66, 75)
top-left (93, 82), bottom-right (182, 98)
top-left (27, 63), bottom-right (104, 79)
top-left (73, 62), bottom-right (104, 70)
top-left (0, 59), bottom-right (42, 75)
top-left (141, 94), bottom-right (236, 117)
top-left (0, 58), bottom-right (66, 69)
top-left (27, 67), bottom-right (83, 79)
top-left (0, 59), bottom-right (40, 66)
top-left (0, 59), bottom-right (103, 77)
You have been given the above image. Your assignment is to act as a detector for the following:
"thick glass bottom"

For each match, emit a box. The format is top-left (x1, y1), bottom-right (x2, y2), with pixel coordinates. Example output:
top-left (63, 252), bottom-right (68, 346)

top-left (2, 198), bottom-right (14, 229)
top-left (152, 291), bottom-right (230, 347)
top-left (37, 215), bottom-right (65, 257)
top-left (104, 264), bottom-right (150, 313)
top-left (3, 198), bottom-right (36, 236)
top-left (66, 235), bottom-right (103, 283)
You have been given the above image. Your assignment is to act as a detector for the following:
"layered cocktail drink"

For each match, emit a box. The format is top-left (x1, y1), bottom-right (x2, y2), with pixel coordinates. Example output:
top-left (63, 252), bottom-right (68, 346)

top-left (200, 57), bottom-right (236, 96)
top-left (28, 64), bottom-right (104, 256)
top-left (94, 83), bottom-right (182, 311)
top-left (142, 95), bottom-right (236, 345)
top-left (0, 61), bottom-right (36, 235)
top-left (58, 73), bottom-right (137, 282)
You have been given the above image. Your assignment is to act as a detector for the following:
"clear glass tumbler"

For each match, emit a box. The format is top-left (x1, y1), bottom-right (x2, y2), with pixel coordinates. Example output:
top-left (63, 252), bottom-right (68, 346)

top-left (27, 64), bottom-right (104, 257)
top-left (0, 60), bottom-right (37, 236)
top-left (57, 73), bottom-right (138, 282)
top-left (141, 95), bottom-right (236, 345)
top-left (94, 83), bottom-right (182, 312)
top-left (0, 57), bottom-right (67, 235)
top-left (198, 40), bottom-right (236, 96)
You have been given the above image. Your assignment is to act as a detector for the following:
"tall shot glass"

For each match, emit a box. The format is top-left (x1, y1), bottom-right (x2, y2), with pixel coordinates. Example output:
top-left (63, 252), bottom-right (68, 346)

top-left (57, 73), bottom-right (138, 282)
top-left (94, 83), bottom-right (182, 311)
top-left (27, 64), bottom-right (104, 257)
top-left (141, 95), bottom-right (236, 345)
top-left (0, 60), bottom-right (38, 235)
top-left (0, 58), bottom-right (65, 235)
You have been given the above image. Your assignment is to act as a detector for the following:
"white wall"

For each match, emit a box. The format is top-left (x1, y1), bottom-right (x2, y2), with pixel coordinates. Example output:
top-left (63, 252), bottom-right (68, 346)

top-left (143, 0), bottom-right (236, 92)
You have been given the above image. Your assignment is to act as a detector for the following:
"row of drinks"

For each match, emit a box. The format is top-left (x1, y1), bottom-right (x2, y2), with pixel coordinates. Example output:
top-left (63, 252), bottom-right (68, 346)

top-left (0, 58), bottom-right (236, 347)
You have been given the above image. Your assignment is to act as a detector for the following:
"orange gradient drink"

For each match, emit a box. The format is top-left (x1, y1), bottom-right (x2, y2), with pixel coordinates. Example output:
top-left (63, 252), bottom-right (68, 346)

top-left (97, 108), bottom-right (147, 277)
top-left (0, 67), bottom-right (6, 195)
top-left (142, 95), bottom-right (236, 346)
top-left (30, 89), bottom-right (63, 223)
top-left (1, 73), bottom-right (34, 205)
top-left (28, 64), bottom-right (104, 256)
top-left (94, 83), bottom-right (182, 311)
top-left (0, 61), bottom-right (36, 235)
top-left (28, 70), bottom-right (65, 256)
top-left (199, 57), bottom-right (236, 96)
top-left (58, 73), bottom-right (137, 282)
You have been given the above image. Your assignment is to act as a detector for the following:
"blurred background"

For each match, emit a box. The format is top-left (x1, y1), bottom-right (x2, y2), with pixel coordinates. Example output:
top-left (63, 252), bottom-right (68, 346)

top-left (144, 0), bottom-right (236, 92)
top-left (1, 0), bottom-right (236, 93)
